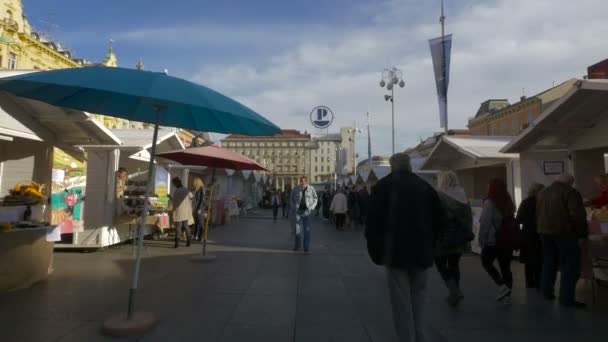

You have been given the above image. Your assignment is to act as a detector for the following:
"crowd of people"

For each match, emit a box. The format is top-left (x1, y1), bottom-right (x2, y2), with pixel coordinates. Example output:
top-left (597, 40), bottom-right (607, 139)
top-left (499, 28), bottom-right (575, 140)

top-left (362, 152), bottom-right (606, 342)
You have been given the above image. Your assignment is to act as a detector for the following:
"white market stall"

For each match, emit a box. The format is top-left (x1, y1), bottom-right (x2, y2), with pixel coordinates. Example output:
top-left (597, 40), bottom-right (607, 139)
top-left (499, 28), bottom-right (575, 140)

top-left (502, 79), bottom-right (608, 199)
top-left (70, 128), bottom-right (185, 248)
top-left (502, 79), bottom-right (608, 288)
top-left (0, 79), bottom-right (121, 288)
top-left (421, 135), bottom-right (520, 253)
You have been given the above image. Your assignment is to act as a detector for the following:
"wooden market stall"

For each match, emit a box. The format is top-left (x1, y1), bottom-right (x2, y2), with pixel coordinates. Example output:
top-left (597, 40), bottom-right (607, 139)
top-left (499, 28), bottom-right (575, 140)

top-left (421, 135), bottom-right (520, 253)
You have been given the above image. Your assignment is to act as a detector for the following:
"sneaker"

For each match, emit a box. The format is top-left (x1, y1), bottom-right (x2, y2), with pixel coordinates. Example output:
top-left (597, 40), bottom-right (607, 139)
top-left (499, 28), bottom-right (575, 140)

top-left (496, 285), bottom-right (511, 301)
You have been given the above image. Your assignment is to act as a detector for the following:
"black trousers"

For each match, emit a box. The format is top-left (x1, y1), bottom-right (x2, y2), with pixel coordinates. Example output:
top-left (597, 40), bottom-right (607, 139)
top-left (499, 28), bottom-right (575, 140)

top-left (282, 204), bottom-right (288, 217)
top-left (193, 214), bottom-right (204, 241)
top-left (522, 235), bottom-right (542, 288)
top-left (335, 213), bottom-right (346, 230)
top-left (481, 246), bottom-right (513, 289)
top-left (272, 205), bottom-right (279, 219)
top-left (435, 253), bottom-right (462, 288)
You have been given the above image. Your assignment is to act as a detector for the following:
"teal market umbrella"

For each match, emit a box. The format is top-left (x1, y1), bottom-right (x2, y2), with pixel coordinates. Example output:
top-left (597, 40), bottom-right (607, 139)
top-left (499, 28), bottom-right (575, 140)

top-left (0, 66), bottom-right (280, 335)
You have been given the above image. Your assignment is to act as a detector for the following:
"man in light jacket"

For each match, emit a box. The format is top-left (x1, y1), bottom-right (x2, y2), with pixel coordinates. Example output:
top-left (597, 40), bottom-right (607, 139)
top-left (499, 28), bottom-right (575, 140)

top-left (290, 176), bottom-right (318, 252)
top-left (330, 190), bottom-right (348, 231)
top-left (537, 173), bottom-right (588, 308)
top-left (365, 153), bottom-right (445, 342)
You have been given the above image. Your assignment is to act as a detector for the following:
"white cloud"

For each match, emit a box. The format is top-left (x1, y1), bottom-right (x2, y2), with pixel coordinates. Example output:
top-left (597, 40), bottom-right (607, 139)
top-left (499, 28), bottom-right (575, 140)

top-left (186, 0), bottom-right (608, 157)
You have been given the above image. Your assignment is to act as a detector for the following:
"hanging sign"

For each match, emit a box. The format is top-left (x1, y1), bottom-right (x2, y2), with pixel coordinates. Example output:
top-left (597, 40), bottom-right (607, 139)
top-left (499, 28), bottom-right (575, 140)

top-left (310, 106), bottom-right (334, 129)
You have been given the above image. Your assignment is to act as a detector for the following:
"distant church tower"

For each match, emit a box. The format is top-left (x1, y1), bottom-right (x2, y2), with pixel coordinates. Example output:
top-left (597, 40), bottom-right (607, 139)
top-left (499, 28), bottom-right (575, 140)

top-left (101, 40), bottom-right (118, 67)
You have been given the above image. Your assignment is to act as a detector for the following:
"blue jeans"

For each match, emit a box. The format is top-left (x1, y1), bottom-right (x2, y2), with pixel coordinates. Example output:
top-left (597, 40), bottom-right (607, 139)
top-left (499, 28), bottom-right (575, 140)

top-left (294, 212), bottom-right (311, 251)
top-left (540, 235), bottom-right (581, 305)
top-left (387, 268), bottom-right (428, 342)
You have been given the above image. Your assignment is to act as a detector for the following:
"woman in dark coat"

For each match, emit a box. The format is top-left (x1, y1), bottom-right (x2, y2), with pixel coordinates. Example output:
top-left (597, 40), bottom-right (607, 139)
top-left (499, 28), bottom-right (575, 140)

top-left (434, 171), bottom-right (474, 307)
top-left (192, 177), bottom-right (206, 242)
top-left (516, 182), bottom-right (545, 289)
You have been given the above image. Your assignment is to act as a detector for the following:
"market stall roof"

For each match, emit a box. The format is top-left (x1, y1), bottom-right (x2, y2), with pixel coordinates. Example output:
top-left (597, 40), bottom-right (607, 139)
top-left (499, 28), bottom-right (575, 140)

top-left (358, 170), bottom-right (371, 183)
top-left (410, 156), bottom-right (437, 175)
top-left (370, 166), bottom-right (391, 180)
top-left (422, 135), bottom-right (518, 171)
top-left (0, 71), bottom-right (121, 148)
top-left (502, 79), bottom-right (608, 153)
top-left (111, 128), bottom-right (185, 162)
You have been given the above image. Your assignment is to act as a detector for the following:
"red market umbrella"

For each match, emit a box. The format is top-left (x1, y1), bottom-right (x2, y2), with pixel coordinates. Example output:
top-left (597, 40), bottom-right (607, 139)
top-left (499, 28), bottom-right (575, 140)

top-left (156, 145), bottom-right (267, 171)
top-left (157, 145), bottom-right (267, 258)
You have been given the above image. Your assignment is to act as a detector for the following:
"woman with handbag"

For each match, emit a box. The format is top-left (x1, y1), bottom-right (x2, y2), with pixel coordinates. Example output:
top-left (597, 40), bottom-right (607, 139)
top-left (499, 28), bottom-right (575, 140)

top-left (434, 171), bottom-right (474, 307)
top-left (479, 178), bottom-right (517, 304)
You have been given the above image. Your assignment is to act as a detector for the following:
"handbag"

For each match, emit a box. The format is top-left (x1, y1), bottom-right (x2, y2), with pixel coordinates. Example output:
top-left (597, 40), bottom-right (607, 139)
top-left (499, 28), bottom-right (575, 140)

top-left (496, 216), bottom-right (523, 250)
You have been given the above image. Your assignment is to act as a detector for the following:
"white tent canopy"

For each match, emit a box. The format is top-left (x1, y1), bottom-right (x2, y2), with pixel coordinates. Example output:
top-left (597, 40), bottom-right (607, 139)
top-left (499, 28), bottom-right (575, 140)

top-left (422, 135), bottom-right (517, 171)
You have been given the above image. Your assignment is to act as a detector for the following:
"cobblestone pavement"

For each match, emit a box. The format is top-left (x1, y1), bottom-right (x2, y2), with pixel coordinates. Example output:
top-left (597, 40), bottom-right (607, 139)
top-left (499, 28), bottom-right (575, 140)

top-left (1, 209), bottom-right (607, 341)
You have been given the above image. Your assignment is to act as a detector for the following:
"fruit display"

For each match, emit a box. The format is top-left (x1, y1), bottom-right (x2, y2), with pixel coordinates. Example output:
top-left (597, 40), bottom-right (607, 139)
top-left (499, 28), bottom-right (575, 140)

top-left (2, 181), bottom-right (47, 206)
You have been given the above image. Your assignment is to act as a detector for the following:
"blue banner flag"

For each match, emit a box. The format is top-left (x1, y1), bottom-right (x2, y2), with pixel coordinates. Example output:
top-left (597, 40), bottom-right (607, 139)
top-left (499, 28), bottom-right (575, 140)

top-left (429, 34), bottom-right (452, 129)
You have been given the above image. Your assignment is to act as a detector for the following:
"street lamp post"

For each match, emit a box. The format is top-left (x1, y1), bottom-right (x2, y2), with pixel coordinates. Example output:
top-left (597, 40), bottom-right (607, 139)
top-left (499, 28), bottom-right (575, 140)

top-left (379, 67), bottom-right (405, 155)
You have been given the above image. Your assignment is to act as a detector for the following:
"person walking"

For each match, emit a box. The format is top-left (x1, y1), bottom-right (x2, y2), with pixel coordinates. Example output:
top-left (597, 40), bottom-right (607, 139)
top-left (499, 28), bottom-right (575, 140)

top-left (358, 186), bottom-right (370, 225)
top-left (281, 186), bottom-right (291, 218)
top-left (516, 182), bottom-right (545, 290)
top-left (271, 190), bottom-right (281, 221)
top-left (169, 177), bottom-right (192, 248)
top-left (347, 186), bottom-right (359, 228)
top-left (434, 171), bottom-right (474, 307)
top-left (322, 189), bottom-right (331, 219)
top-left (191, 177), bottom-right (206, 242)
top-left (290, 176), bottom-right (318, 252)
top-left (478, 178), bottom-right (516, 304)
top-left (537, 173), bottom-right (588, 308)
top-left (365, 153), bottom-right (445, 342)
top-left (330, 189), bottom-right (348, 231)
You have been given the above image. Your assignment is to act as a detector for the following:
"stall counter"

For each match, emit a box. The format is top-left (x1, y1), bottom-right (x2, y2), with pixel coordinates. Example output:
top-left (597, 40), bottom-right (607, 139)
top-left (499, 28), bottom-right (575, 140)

top-left (0, 226), bottom-right (59, 292)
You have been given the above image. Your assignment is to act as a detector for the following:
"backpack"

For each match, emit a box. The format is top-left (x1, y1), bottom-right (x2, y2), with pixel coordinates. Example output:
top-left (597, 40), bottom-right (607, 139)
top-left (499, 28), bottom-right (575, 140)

top-left (495, 216), bottom-right (523, 250)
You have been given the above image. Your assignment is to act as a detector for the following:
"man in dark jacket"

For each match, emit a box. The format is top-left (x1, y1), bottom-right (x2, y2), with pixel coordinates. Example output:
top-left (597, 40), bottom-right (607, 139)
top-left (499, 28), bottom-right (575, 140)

top-left (365, 153), bottom-right (445, 342)
top-left (537, 173), bottom-right (588, 308)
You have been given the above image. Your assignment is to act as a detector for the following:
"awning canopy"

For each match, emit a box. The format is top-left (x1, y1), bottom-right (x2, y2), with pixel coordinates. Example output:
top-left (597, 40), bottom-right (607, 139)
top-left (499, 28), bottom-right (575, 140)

top-left (422, 135), bottom-right (518, 171)
top-left (0, 71), bottom-right (120, 148)
top-left (502, 79), bottom-right (608, 153)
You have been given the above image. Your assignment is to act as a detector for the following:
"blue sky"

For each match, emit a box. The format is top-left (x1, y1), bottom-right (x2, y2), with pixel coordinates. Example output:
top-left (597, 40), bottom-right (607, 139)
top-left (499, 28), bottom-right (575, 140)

top-left (23, 0), bottom-right (608, 158)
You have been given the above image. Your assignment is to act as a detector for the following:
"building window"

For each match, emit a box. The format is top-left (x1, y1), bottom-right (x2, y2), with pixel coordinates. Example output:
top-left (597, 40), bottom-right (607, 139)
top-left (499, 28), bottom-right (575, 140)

top-left (321, 157), bottom-right (324, 162)
top-left (527, 112), bottom-right (534, 123)
top-left (512, 117), bottom-right (520, 133)
top-left (315, 157), bottom-right (318, 162)
top-left (315, 166), bottom-right (318, 172)
top-left (321, 166), bottom-right (325, 172)
top-left (8, 52), bottom-right (17, 70)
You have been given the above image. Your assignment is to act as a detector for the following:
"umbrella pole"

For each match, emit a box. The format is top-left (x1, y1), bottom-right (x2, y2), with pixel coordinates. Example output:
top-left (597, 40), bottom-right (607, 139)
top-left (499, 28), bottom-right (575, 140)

top-left (103, 118), bottom-right (159, 337)
top-left (202, 168), bottom-right (216, 256)
top-left (128, 120), bottom-right (159, 318)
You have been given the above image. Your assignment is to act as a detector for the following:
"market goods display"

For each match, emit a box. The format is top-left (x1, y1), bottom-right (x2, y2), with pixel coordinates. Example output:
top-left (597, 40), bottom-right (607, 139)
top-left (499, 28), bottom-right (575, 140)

top-left (2, 181), bottom-right (46, 206)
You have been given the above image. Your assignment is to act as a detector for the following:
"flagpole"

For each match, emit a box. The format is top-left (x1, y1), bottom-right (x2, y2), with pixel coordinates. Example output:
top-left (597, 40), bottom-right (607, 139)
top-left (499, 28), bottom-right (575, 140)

top-left (441, 0), bottom-right (448, 134)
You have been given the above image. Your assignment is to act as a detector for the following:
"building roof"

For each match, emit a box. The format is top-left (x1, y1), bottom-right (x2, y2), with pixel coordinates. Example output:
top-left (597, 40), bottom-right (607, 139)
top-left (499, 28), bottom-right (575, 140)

top-left (224, 129), bottom-right (310, 140)
top-left (502, 79), bottom-right (608, 153)
top-left (474, 99), bottom-right (510, 118)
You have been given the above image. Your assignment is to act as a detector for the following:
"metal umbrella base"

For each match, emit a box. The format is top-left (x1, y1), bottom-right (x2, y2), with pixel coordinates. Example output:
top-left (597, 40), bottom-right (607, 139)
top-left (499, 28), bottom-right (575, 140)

top-left (103, 312), bottom-right (157, 337)
top-left (190, 240), bottom-right (217, 262)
